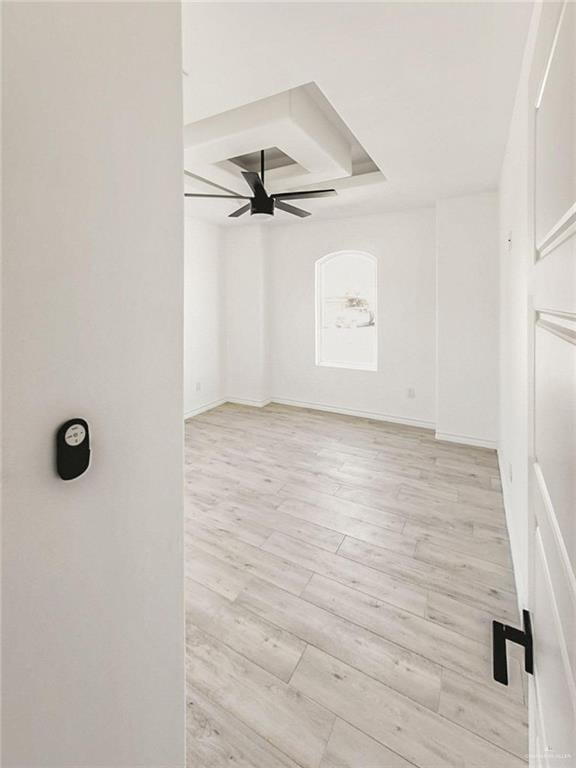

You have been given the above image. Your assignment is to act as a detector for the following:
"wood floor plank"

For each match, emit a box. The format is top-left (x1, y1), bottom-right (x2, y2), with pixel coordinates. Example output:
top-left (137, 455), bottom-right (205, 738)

top-left (184, 475), bottom-right (236, 507)
top-left (317, 445), bottom-right (383, 461)
top-left (320, 448), bottom-right (424, 475)
top-left (220, 487), bottom-right (285, 514)
top-left (403, 505), bottom-right (477, 539)
top-left (438, 669), bottom-right (528, 758)
top-left (421, 467), bottom-right (495, 491)
top-left (402, 496), bottom-right (507, 527)
top-left (185, 403), bottom-right (527, 767)
top-left (236, 578), bottom-right (442, 710)
top-left (433, 455), bottom-right (499, 475)
top-left (335, 483), bottom-right (402, 509)
top-left (186, 581), bottom-right (306, 682)
top-left (187, 688), bottom-right (301, 768)
top-left (326, 464), bottom-right (421, 489)
top-left (213, 499), bottom-right (345, 553)
top-left (300, 574), bottom-right (524, 701)
top-left (375, 446), bottom-right (437, 471)
top-left (185, 543), bottom-right (252, 601)
top-left (280, 470), bottom-right (342, 496)
top-left (319, 719), bottom-right (415, 768)
top-left (419, 440), bottom-right (498, 468)
top-left (413, 540), bottom-right (516, 591)
top-left (425, 590), bottom-right (516, 645)
top-left (189, 528), bottom-right (313, 596)
top-left (403, 519), bottom-right (513, 569)
top-left (474, 521), bottom-right (509, 542)
top-left (397, 479), bottom-right (460, 504)
top-left (458, 485), bottom-right (505, 511)
top-left (277, 497), bottom-right (416, 555)
top-left (277, 486), bottom-right (407, 532)
top-left (291, 646), bottom-right (526, 768)
top-left (338, 536), bottom-right (518, 620)
top-left (187, 508), bottom-right (271, 547)
top-left (187, 627), bottom-right (335, 768)
top-left (186, 457), bottom-right (287, 494)
top-left (261, 531), bottom-right (427, 617)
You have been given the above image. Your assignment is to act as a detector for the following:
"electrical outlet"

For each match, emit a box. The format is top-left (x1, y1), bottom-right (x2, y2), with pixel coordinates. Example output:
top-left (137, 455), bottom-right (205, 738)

top-left (195, 381), bottom-right (201, 392)
top-left (407, 388), bottom-right (416, 399)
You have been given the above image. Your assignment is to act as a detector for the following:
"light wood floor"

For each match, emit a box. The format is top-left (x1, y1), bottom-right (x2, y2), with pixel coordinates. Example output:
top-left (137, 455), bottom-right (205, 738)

top-left (185, 403), bottom-right (528, 768)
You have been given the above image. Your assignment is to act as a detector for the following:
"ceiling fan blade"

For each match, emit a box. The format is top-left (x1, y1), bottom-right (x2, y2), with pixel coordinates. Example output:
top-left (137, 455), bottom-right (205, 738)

top-left (242, 171), bottom-right (266, 197)
top-left (229, 204), bottom-right (250, 218)
top-left (184, 193), bottom-right (250, 199)
top-left (272, 189), bottom-right (337, 201)
top-left (275, 200), bottom-right (311, 218)
top-left (184, 170), bottom-right (245, 196)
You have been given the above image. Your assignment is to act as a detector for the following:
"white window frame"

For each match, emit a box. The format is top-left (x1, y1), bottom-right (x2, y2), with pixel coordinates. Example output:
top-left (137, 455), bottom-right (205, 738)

top-left (315, 250), bottom-right (378, 372)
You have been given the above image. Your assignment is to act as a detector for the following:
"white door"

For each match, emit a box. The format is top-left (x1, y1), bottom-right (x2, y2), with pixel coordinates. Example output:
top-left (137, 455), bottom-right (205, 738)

top-left (528, 2), bottom-right (576, 765)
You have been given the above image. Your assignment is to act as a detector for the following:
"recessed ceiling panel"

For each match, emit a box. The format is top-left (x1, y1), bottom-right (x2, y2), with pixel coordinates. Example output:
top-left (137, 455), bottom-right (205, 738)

top-left (182, 2), bottom-right (533, 221)
top-left (228, 147), bottom-right (297, 173)
top-left (183, 82), bottom-right (385, 199)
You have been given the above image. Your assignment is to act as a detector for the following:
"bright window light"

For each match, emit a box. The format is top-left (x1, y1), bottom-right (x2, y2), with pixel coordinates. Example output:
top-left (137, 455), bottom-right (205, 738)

top-left (315, 250), bottom-right (378, 372)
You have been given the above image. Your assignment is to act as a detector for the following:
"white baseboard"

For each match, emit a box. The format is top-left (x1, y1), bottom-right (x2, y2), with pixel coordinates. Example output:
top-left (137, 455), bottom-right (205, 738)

top-left (226, 397), bottom-right (272, 408)
top-left (184, 397), bottom-right (272, 420)
top-left (497, 448), bottom-right (525, 615)
top-left (435, 431), bottom-right (497, 450)
top-left (271, 397), bottom-right (435, 431)
top-left (184, 398), bottom-right (496, 453)
top-left (184, 398), bottom-right (226, 420)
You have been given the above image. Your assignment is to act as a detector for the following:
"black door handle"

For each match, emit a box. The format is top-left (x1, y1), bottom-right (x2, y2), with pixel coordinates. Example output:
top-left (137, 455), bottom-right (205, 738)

top-left (493, 609), bottom-right (534, 685)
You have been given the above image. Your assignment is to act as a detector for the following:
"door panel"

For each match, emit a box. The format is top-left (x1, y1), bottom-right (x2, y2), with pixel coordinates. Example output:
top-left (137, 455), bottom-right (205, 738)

top-left (533, 235), bottom-right (575, 309)
top-left (534, 325), bottom-right (576, 569)
top-left (532, 473), bottom-right (576, 699)
top-left (534, 2), bottom-right (575, 245)
top-left (529, 2), bottom-right (576, 765)
top-left (532, 530), bottom-right (576, 766)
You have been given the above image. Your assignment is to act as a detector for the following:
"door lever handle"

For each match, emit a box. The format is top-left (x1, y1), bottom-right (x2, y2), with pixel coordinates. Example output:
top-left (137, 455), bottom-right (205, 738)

top-left (493, 609), bottom-right (534, 685)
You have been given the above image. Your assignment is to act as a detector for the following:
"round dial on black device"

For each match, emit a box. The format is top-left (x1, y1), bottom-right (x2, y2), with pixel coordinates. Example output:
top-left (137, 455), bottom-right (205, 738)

top-left (56, 418), bottom-right (91, 480)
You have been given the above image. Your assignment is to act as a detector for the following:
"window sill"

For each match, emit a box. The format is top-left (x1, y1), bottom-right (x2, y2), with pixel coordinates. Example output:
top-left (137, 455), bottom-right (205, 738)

top-left (316, 361), bottom-right (378, 373)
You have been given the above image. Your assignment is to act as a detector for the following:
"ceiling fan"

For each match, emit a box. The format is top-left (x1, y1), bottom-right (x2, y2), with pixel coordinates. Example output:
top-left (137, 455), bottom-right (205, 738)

top-left (184, 149), bottom-right (337, 218)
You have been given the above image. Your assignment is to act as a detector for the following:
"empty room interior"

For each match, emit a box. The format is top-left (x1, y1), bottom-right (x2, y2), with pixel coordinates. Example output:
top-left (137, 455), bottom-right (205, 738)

top-left (180, 2), bottom-right (574, 766)
top-left (1, 2), bottom-right (575, 767)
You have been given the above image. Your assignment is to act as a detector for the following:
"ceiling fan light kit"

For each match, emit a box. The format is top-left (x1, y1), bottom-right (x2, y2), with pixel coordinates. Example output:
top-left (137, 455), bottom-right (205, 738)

top-left (184, 148), bottom-right (337, 219)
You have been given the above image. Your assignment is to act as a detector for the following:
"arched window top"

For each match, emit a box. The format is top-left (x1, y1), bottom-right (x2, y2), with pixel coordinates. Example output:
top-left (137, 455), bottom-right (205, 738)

top-left (316, 250), bottom-right (377, 267)
top-left (315, 250), bottom-right (377, 372)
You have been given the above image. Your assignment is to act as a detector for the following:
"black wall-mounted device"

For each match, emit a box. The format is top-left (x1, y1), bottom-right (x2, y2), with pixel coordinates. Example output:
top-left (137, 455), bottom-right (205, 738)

top-left (493, 610), bottom-right (534, 686)
top-left (56, 418), bottom-right (91, 480)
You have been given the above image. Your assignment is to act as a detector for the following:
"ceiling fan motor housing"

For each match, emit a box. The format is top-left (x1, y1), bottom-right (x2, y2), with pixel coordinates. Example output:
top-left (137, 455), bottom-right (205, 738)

top-left (250, 194), bottom-right (275, 216)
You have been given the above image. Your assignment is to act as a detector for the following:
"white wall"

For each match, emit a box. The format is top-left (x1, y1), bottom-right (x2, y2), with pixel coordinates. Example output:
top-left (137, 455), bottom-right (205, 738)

top-left (184, 218), bottom-right (224, 417)
top-left (222, 226), bottom-right (271, 407)
top-left (497, 4), bottom-right (545, 608)
top-left (499, 84), bottom-right (531, 607)
top-left (436, 192), bottom-right (500, 447)
top-left (0, 3), bottom-right (3, 758)
top-left (2, 4), bottom-right (185, 766)
top-left (267, 210), bottom-right (437, 427)
top-left (213, 202), bottom-right (501, 443)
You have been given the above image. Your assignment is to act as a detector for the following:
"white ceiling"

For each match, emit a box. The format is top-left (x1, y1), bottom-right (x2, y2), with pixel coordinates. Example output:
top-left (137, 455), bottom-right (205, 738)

top-left (182, 1), bottom-right (533, 224)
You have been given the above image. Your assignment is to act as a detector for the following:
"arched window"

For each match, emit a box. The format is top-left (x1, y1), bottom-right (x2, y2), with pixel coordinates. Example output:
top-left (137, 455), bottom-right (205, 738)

top-left (315, 250), bottom-right (377, 371)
